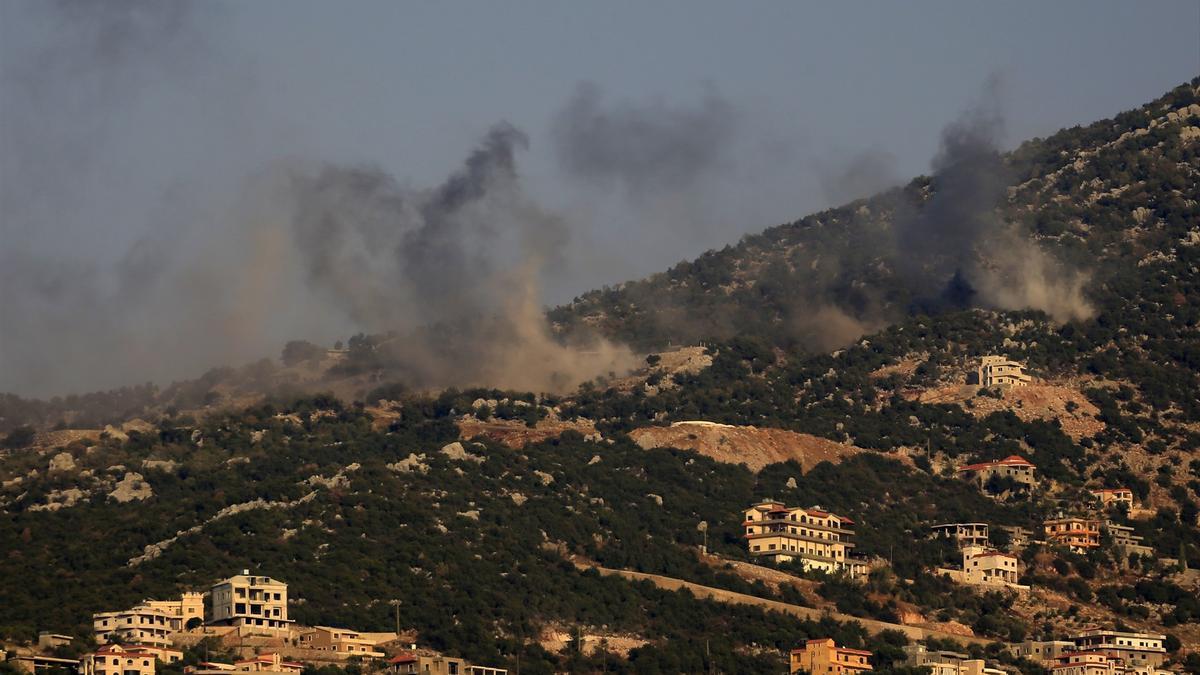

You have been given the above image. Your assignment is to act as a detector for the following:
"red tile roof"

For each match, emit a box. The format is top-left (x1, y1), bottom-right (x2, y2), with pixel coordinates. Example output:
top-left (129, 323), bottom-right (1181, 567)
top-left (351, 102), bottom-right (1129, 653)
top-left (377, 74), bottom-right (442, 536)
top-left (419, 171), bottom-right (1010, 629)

top-left (388, 654), bottom-right (418, 664)
top-left (958, 455), bottom-right (1034, 472)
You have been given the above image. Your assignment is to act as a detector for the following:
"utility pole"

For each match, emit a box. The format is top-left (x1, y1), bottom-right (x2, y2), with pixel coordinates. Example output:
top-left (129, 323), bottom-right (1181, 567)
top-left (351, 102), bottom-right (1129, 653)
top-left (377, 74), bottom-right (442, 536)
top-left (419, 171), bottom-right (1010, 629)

top-left (388, 599), bottom-right (401, 637)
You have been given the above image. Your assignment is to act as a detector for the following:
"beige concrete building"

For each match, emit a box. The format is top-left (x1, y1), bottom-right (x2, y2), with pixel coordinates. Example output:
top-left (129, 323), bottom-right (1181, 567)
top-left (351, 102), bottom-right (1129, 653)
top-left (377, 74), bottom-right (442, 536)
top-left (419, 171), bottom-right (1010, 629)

top-left (386, 653), bottom-right (506, 675)
top-left (94, 592), bottom-right (205, 646)
top-left (902, 645), bottom-right (1006, 675)
top-left (931, 523), bottom-right (990, 548)
top-left (744, 501), bottom-right (867, 579)
top-left (1050, 650), bottom-right (1171, 675)
top-left (36, 634), bottom-right (73, 651)
top-left (957, 455), bottom-right (1036, 488)
top-left (209, 571), bottom-right (292, 635)
top-left (790, 638), bottom-right (872, 674)
top-left (1001, 525), bottom-right (1033, 551)
top-left (1045, 516), bottom-right (1101, 552)
top-left (231, 654), bottom-right (303, 674)
top-left (11, 655), bottom-right (80, 674)
top-left (1013, 640), bottom-right (1076, 665)
top-left (79, 645), bottom-right (158, 675)
top-left (972, 356), bottom-right (1031, 387)
top-left (962, 547), bottom-right (1024, 588)
top-left (1103, 522), bottom-right (1154, 561)
top-left (1091, 488), bottom-right (1134, 509)
top-left (297, 627), bottom-right (385, 658)
top-left (1069, 629), bottom-right (1167, 668)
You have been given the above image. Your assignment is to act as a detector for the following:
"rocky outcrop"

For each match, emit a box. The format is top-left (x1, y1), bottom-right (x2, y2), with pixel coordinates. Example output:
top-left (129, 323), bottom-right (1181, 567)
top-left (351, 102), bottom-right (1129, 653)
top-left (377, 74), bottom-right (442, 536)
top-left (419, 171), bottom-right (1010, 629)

top-left (629, 421), bottom-right (863, 473)
top-left (108, 472), bottom-right (153, 503)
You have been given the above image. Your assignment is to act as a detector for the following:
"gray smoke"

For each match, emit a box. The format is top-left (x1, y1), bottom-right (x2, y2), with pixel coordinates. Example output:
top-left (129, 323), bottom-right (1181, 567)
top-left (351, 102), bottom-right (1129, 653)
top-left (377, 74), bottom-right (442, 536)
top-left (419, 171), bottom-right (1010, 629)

top-left (552, 81), bottom-right (739, 198)
top-left (818, 147), bottom-right (901, 206)
top-left (892, 78), bottom-right (1093, 321)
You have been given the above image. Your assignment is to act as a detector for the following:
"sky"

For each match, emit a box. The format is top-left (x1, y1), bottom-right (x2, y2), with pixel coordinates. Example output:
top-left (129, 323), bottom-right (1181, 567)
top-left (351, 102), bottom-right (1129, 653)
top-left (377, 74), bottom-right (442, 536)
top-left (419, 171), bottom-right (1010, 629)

top-left (1, 1), bottom-right (1198, 396)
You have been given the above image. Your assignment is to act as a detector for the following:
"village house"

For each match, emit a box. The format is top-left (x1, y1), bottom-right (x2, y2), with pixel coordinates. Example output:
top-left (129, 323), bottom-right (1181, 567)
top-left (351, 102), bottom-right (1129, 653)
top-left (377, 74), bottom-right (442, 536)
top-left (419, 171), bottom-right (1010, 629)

top-left (962, 547), bottom-right (1024, 588)
top-left (957, 456), bottom-right (1037, 489)
top-left (957, 456), bottom-right (1037, 488)
top-left (79, 645), bottom-right (159, 675)
top-left (1013, 640), bottom-right (1077, 665)
top-left (1091, 488), bottom-right (1135, 509)
top-left (1103, 522), bottom-right (1154, 561)
top-left (94, 593), bottom-right (205, 647)
top-left (1069, 629), bottom-right (1167, 669)
top-left (208, 571), bottom-right (292, 635)
top-left (971, 356), bottom-right (1032, 388)
top-left (743, 501), bottom-right (868, 579)
top-left (1000, 525), bottom-right (1033, 551)
top-left (36, 634), bottom-right (74, 651)
top-left (10, 655), bottom-right (80, 674)
top-left (297, 627), bottom-right (385, 658)
top-left (937, 546), bottom-right (1027, 591)
top-left (790, 638), bottom-right (872, 674)
top-left (902, 644), bottom-right (1006, 675)
top-left (1049, 650), bottom-right (1171, 675)
top-left (1044, 516), bottom-right (1101, 552)
top-left (385, 652), bottom-right (506, 675)
top-left (930, 523), bottom-right (990, 548)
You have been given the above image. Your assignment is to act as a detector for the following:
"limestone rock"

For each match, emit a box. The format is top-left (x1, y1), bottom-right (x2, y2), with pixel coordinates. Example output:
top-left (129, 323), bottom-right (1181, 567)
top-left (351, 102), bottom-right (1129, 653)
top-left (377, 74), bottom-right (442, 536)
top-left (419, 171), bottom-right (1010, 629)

top-left (108, 472), bottom-right (153, 503)
top-left (48, 452), bottom-right (76, 473)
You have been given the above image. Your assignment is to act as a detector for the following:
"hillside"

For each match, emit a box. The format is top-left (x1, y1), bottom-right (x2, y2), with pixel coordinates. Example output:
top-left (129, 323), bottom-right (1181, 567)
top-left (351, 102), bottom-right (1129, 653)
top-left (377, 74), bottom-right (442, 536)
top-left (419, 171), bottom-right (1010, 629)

top-left (2, 80), bottom-right (1200, 674)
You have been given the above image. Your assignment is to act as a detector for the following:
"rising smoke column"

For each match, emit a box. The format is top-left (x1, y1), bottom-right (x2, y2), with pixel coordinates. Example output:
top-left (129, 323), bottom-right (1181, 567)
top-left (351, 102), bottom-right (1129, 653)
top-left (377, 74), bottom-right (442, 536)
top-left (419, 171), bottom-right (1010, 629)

top-left (892, 78), bottom-right (1094, 322)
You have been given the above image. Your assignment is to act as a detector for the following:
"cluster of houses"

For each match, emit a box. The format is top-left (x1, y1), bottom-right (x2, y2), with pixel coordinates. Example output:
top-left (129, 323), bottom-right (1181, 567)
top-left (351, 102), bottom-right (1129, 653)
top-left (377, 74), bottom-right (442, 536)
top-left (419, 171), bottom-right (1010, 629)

top-left (793, 628), bottom-right (1171, 674)
top-left (11, 571), bottom-right (505, 675)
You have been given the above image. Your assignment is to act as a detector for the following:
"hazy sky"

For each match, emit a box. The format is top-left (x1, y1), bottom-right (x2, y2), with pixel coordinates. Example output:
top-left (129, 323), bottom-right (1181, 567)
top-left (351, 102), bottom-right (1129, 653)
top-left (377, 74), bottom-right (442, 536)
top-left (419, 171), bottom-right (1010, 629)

top-left (1, 1), bottom-right (1197, 396)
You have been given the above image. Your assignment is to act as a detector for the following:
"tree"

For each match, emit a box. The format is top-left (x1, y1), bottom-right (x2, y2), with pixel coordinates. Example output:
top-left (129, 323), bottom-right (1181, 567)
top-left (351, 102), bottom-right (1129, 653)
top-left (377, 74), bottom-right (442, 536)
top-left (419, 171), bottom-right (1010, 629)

top-left (2, 425), bottom-right (35, 449)
top-left (282, 340), bottom-right (325, 367)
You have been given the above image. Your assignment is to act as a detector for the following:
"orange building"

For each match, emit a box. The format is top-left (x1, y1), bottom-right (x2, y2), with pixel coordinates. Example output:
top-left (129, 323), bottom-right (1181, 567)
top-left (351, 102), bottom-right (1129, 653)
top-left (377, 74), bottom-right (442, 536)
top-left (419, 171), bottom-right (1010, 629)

top-left (790, 638), bottom-right (872, 674)
top-left (1044, 516), bottom-right (1101, 552)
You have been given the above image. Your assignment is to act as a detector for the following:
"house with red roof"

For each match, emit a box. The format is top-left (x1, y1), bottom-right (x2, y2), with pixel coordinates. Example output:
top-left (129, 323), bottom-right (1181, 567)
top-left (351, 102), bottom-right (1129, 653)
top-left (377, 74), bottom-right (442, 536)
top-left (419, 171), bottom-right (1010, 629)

top-left (957, 455), bottom-right (1036, 489)
top-left (743, 501), bottom-right (867, 579)
top-left (790, 638), bottom-right (872, 674)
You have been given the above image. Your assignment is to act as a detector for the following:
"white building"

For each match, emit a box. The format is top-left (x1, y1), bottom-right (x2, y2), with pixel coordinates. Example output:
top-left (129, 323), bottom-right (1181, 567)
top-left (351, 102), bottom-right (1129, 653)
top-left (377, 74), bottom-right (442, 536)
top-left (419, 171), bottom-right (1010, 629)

top-left (94, 593), bottom-right (204, 647)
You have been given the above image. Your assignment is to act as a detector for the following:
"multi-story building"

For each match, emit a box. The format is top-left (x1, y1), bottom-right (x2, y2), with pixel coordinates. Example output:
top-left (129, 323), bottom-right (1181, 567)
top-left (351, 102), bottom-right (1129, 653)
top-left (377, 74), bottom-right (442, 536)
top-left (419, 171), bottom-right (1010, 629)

top-left (1050, 650), bottom-right (1171, 675)
top-left (297, 627), bottom-right (385, 658)
top-left (386, 653), bottom-right (506, 675)
top-left (1103, 522), bottom-right (1154, 561)
top-left (94, 593), bottom-right (205, 646)
top-left (1013, 640), bottom-right (1076, 665)
top-left (1001, 525), bottom-right (1033, 551)
top-left (902, 645), bottom-right (1006, 675)
top-left (972, 356), bottom-right (1032, 388)
top-left (79, 645), bottom-right (158, 675)
top-left (957, 456), bottom-right (1036, 488)
top-left (1044, 516), bottom-right (1101, 552)
top-left (962, 547), bottom-right (1023, 588)
top-left (1091, 488), bottom-right (1134, 509)
top-left (10, 655), bottom-right (80, 674)
top-left (208, 571), bottom-right (292, 635)
top-left (790, 638), bottom-right (872, 674)
top-left (743, 501), bottom-right (867, 579)
top-left (1069, 629), bottom-right (1167, 668)
top-left (930, 523), bottom-right (990, 548)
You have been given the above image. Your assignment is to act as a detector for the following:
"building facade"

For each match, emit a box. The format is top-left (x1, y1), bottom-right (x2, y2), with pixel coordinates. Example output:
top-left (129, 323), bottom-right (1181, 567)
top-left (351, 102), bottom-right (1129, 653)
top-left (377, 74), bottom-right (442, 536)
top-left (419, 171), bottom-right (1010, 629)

top-left (386, 653), bottom-right (506, 675)
top-left (297, 627), bottom-right (385, 658)
top-left (931, 523), bottom-right (990, 548)
top-left (1044, 516), bottom-right (1102, 552)
top-left (902, 645), bottom-right (1005, 675)
top-left (1103, 522), bottom-right (1154, 561)
top-left (209, 572), bottom-right (292, 635)
top-left (1013, 640), bottom-right (1077, 665)
top-left (1091, 488), bottom-right (1134, 509)
top-left (744, 501), bottom-right (867, 579)
top-left (957, 456), bottom-right (1036, 488)
top-left (1069, 629), bottom-right (1167, 668)
top-left (962, 547), bottom-right (1023, 588)
top-left (790, 639), bottom-right (872, 674)
top-left (94, 592), bottom-right (205, 646)
top-left (973, 356), bottom-right (1031, 387)
top-left (79, 645), bottom-right (157, 675)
